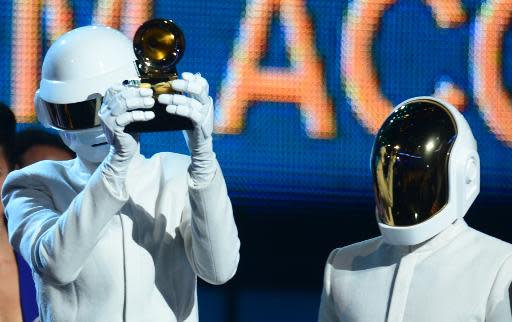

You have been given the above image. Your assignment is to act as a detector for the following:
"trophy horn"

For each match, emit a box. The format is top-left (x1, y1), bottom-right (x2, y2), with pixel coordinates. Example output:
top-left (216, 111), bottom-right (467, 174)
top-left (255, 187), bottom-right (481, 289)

top-left (133, 19), bottom-right (186, 78)
top-left (125, 18), bottom-right (192, 133)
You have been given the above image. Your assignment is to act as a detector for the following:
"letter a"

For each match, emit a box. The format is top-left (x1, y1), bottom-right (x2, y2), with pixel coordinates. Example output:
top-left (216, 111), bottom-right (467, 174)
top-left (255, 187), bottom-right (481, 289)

top-left (215, 0), bottom-right (336, 139)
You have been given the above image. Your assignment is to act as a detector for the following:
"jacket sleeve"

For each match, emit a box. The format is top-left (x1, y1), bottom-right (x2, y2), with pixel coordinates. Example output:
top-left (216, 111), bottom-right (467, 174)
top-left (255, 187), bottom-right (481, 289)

top-left (319, 249), bottom-right (340, 322)
top-left (2, 165), bottom-right (128, 285)
top-left (486, 254), bottom-right (512, 322)
top-left (179, 161), bottom-right (240, 285)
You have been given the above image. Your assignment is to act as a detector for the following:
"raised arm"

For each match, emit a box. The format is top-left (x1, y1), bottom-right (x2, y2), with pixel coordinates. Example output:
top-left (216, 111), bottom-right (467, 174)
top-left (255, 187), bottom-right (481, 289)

top-left (180, 163), bottom-right (240, 285)
top-left (160, 73), bottom-right (240, 284)
top-left (3, 162), bottom-right (128, 285)
top-left (2, 85), bottom-right (155, 285)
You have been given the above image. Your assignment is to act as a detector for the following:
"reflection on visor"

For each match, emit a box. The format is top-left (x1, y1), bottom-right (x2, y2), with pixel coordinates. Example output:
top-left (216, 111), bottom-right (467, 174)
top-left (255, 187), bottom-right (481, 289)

top-left (371, 99), bottom-right (457, 227)
top-left (44, 97), bottom-right (102, 130)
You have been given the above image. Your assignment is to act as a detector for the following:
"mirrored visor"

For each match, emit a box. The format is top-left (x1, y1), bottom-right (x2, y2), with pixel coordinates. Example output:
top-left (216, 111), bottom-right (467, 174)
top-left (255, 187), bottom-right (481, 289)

top-left (42, 97), bottom-right (102, 130)
top-left (371, 99), bottom-right (457, 227)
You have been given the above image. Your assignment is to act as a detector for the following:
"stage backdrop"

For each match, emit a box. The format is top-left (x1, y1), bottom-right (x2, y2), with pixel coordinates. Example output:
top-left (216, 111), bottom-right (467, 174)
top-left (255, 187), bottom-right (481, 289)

top-left (1, 0), bottom-right (511, 209)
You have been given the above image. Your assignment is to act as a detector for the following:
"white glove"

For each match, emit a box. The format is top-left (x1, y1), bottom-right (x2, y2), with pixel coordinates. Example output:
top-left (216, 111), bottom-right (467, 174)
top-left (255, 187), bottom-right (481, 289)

top-left (157, 72), bottom-right (216, 187)
top-left (99, 84), bottom-right (155, 179)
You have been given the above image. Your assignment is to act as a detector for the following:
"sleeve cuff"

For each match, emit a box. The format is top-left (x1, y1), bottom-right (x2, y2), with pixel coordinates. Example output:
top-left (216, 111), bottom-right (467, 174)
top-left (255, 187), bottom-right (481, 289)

top-left (187, 160), bottom-right (221, 191)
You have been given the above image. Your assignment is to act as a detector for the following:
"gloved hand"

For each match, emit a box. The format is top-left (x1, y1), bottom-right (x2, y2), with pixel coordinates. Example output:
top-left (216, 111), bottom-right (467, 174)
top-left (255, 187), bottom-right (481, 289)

top-left (158, 72), bottom-right (216, 187)
top-left (99, 84), bottom-right (155, 178)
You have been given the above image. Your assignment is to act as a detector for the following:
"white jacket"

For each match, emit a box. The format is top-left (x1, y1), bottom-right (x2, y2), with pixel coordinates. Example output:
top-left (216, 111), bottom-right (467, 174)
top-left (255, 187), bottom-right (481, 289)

top-left (2, 151), bottom-right (240, 322)
top-left (319, 219), bottom-right (512, 322)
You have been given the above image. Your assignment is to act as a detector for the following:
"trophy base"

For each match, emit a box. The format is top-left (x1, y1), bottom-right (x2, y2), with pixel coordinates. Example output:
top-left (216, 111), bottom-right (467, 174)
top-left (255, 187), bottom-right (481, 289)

top-left (124, 76), bottom-right (194, 133)
top-left (125, 104), bottom-right (194, 133)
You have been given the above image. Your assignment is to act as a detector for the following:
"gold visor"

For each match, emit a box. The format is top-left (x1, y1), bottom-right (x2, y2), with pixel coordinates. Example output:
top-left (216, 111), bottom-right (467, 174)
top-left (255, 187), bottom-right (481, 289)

top-left (43, 97), bottom-right (102, 130)
top-left (371, 99), bottom-right (457, 227)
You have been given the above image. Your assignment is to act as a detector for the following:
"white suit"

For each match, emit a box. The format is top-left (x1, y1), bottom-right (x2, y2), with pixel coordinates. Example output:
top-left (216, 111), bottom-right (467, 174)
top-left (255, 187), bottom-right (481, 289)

top-left (2, 150), bottom-right (240, 322)
top-left (319, 219), bottom-right (512, 322)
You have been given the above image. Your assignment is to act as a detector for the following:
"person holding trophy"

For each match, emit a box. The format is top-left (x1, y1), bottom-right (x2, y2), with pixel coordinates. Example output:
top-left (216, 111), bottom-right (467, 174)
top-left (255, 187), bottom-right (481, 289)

top-left (2, 21), bottom-right (240, 322)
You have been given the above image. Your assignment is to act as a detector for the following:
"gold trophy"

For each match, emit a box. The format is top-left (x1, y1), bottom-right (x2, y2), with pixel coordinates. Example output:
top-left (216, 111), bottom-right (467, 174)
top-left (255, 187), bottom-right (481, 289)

top-left (125, 18), bottom-right (193, 133)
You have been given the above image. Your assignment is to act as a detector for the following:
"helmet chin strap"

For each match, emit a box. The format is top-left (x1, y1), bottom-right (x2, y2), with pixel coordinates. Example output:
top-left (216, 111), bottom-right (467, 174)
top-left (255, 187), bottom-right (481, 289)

top-left (76, 153), bottom-right (105, 174)
top-left (77, 144), bottom-right (110, 164)
top-left (59, 127), bottom-right (110, 169)
top-left (75, 140), bottom-right (142, 175)
top-left (60, 127), bottom-right (142, 174)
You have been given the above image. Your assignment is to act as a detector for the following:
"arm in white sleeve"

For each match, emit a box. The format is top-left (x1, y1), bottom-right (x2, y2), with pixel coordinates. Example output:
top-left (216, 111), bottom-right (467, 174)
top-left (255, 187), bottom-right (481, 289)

top-left (319, 249), bottom-right (340, 322)
top-left (1, 85), bottom-right (153, 286)
top-left (180, 161), bottom-right (240, 285)
top-left (486, 254), bottom-right (512, 322)
top-left (2, 159), bottom-right (129, 285)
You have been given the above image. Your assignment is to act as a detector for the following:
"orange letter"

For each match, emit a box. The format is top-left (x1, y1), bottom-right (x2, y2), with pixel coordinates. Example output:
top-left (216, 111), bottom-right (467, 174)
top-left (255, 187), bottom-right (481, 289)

top-left (472, 0), bottom-right (512, 146)
top-left (11, 0), bottom-right (152, 121)
top-left (215, 0), bottom-right (336, 139)
top-left (342, 0), bottom-right (466, 134)
top-left (11, 0), bottom-right (73, 122)
top-left (93, 0), bottom-right (152, 38)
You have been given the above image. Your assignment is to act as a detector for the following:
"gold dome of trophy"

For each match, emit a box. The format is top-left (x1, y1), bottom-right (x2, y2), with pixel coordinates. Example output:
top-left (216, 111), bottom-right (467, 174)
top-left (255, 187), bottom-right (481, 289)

top-left (125, 18), bottom-right (193, 133)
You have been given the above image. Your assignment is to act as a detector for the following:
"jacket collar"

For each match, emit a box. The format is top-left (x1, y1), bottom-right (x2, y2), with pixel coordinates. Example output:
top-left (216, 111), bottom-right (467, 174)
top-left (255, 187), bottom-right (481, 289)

top-left (392, 219), bottom-right (468, 255)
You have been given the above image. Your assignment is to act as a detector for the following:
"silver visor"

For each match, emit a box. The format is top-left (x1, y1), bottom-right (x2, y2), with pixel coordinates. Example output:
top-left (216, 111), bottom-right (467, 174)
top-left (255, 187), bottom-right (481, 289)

top-left (42, 97), bottom-right (102, 130)
top-left (371, 99), bottom-right (457, 227)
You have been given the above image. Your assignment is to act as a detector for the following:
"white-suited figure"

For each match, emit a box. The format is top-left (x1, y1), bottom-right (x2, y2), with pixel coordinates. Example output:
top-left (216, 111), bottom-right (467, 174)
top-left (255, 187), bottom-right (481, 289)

top-left (319, 97), bottom-right (512, 322)
top-left (2, 26), bottom-right (240, 322)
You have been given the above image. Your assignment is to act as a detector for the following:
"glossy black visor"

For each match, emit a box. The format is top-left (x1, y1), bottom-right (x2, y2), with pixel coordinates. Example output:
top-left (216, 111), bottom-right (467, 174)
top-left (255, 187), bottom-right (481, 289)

top-left (42, 97), bottom-right (102, 130)
top-left (371, 99), bottom-right (457, 227)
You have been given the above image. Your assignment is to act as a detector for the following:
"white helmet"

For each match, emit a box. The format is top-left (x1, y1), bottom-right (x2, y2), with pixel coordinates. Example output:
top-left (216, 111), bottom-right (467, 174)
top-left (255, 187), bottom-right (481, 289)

top-left (371, 96), bottom-right (480, 245)
top-left (35, 25), bottom-right (139, 163)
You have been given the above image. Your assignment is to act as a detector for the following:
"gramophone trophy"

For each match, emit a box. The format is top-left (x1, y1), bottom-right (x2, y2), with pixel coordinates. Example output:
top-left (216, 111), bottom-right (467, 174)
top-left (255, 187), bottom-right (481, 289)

top-left (125, 18), bottom-right (194, 133)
